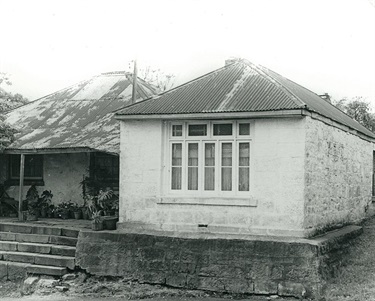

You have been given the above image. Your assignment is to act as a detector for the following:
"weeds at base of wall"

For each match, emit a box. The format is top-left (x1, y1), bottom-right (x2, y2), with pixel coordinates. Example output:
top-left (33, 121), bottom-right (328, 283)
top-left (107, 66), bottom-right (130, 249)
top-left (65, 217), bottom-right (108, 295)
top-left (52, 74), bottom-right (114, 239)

top-left (1, 272), bottom-right (309, 300)
top-left (0, 279), bottom-right (23, 297)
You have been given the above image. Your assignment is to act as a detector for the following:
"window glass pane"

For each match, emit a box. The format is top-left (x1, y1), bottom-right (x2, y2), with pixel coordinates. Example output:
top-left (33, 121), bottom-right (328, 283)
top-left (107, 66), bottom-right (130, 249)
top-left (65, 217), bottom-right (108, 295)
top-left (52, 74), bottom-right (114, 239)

top-left (172, 168), bottom-right (182, 190)
top-left (171, 143), bottom-right (182, 190)
top-left (11, 155), bottom-right (20, 177)
top-left (213, 124), bottom-right (232, 136)
top-left (239, 143), bottom-right (250, 191)
top-left (239, 143), bottom-right (250, 166)
top-left (172, 125), bottom-right (183, 136)
top-left (239, 123), bottom-right (250, 135)
top-left (239, 168), bottom-right (249, 191)
top-left (172, 144), bottom-right (182, 166)
top-left (11, 155), bottom-right (43, 179)
top-left (188, 124), bottom-right (207, 136)
top-left (188, 143), bottom-right (199, 190)
top-left (221, 143), bottom-right (232, 191)
top-left (204, 143), bottom-right (215, 191)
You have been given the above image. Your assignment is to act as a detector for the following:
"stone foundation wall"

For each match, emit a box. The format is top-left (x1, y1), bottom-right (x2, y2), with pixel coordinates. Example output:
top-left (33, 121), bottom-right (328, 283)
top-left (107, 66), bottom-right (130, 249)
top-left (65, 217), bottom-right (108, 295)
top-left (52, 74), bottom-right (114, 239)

top-left (76, 225), bottom-right (362, 299)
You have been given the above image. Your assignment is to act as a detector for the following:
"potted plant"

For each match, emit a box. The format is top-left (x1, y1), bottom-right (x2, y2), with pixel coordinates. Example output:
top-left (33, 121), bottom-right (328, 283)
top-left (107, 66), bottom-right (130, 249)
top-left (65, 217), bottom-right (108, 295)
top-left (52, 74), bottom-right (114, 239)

top-left (72, 203), bottom-right (82, 219)
top-left (91, 210), bottom-right (104, 231)
top-left (82, 205), bottom-right (90, 220)
top-left (25, 185), bottom-right (39, 221)
top-left (47, 204), bottom-right (55, 218)
top-left (96, 188), bottom-right (120, 216)
top-left (39, 190), bottom-right (53, 218)
top-left (111, 197), bottom-right (119, 217)
top-left (56, 201), bottom-right (73, 219)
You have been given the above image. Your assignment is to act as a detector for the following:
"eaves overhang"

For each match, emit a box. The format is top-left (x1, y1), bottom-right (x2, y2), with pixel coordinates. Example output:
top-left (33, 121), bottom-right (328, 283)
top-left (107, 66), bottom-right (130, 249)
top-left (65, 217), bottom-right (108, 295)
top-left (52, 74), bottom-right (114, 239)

top-left (115, 109), bottom-right (306, 121)
top-left (3, 147), bottom-right (119, 156)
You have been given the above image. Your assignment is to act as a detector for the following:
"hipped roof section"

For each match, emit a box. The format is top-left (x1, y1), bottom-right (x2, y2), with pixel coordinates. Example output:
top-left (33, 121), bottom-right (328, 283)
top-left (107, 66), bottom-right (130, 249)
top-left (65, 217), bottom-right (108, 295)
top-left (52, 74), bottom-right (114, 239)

top-left (5, 72), bottom-right (158, 154)
top-left (116, 59), bottom-right (375, 139)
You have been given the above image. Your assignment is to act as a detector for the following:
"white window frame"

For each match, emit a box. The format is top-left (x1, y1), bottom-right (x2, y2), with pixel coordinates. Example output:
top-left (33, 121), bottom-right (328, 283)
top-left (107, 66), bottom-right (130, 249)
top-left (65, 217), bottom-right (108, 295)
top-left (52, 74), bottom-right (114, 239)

top-left (166, 120), bottom-right (253, 197)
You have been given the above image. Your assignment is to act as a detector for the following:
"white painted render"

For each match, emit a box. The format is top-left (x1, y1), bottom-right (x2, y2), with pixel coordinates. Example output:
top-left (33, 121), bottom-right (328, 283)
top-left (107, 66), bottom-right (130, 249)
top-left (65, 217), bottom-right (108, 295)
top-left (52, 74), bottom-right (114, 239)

top-left (118, 117), bottom-right (308, 237)
top-left (118, 116), bottom-right (375, 238)
top-left (1, 153), bottom-right (89, 206)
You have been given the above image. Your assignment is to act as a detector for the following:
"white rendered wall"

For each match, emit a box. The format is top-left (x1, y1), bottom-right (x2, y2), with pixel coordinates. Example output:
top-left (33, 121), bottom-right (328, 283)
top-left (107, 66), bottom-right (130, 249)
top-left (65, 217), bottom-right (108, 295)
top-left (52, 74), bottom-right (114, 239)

top-left (119, 118), bottom-right (307, 237)
top-left (3, 153), bottom-right (89, 206)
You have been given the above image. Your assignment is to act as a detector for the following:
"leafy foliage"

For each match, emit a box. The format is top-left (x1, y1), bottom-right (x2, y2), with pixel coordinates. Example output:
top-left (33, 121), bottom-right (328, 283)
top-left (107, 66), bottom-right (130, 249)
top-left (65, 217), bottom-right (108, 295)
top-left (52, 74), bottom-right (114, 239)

top-left (333, 96), bottom-right (375, 133)
top-left (0, 72), bottom-right (28, 151)
top-left (138, 65), bottom-right (175, 92)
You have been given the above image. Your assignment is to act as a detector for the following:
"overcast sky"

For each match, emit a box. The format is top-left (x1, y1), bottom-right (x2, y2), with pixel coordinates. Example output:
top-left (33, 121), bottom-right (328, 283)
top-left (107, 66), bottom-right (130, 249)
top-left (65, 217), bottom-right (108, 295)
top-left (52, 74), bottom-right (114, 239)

top-left (0, 0), bottom-right (374, 107)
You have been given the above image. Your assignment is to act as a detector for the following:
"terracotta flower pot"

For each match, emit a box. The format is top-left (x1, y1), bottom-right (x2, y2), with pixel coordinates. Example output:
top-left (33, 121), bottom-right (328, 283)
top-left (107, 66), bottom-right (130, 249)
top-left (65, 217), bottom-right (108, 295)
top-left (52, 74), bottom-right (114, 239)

top-left (91, 221), bottom-right (104, 231)
top-left (27, 213), bottom-right (38, 221)
top-left (74, 210), bottom-right (82, 219)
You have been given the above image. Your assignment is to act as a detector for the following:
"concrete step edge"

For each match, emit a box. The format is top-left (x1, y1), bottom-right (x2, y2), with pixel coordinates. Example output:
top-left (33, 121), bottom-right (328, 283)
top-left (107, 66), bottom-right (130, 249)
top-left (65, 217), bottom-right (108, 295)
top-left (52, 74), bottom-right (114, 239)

top-left (0, 251), bottom-right (75, 269)
top-left (0, 261), bottom-right (68, 278)
top-left (0, 222), bottom-right (80, 238)
top-left (0, 240), bottom-right (76, 250)
top-left (0, 231), bottom-right (78, 246)
top-left (0, 240), bottom-right (76, 256)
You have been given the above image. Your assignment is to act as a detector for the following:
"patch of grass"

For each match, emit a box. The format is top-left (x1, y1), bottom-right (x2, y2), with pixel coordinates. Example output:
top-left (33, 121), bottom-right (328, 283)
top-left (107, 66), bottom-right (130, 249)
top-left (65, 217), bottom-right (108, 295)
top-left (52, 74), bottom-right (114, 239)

top-left (324, 216), bottom-right (375, 300)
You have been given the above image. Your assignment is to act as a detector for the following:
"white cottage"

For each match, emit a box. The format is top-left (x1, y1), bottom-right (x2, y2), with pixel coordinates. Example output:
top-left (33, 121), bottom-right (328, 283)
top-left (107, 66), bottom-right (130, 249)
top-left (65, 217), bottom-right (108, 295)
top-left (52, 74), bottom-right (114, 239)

top-left (0, 72), bottom-right (157, 211)
top-left (115, 59), bottom-right (375, 238)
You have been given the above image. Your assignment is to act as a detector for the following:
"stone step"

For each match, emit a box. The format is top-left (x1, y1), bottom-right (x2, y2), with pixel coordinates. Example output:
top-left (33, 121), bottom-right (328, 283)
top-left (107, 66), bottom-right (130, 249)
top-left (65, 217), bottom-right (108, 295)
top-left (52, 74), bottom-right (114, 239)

top-left (0, 232), bottom-right (78, 246)
top-left (0, 223), bottom-right (79, 238)
top-left (0, 241), bottom-right (76, 257)
top-left (0, 251), bottom-right (75, 269)
top-left (0, 261), bottom-right (68, 281)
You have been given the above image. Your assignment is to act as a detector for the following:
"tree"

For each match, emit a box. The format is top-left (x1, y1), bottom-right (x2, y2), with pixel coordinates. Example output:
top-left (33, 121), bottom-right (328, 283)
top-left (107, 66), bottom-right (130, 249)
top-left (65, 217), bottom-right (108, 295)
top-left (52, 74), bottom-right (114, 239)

top-left (333, 96), bottom-right (375, 132)
top-left (0, 73), bottom-right (29, 111)
top-left (0, 72), bottom-right (27, 151)
top-left (137, 65), bottom-right (175, 92)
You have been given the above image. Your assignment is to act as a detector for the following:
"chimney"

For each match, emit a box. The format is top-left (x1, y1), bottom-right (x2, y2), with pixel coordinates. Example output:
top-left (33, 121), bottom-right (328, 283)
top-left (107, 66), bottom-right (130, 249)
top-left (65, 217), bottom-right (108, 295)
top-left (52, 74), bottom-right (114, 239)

top-left (225, 57), bottom-right (241, 66)
top-left (319, 93), bottom-right (331, 103)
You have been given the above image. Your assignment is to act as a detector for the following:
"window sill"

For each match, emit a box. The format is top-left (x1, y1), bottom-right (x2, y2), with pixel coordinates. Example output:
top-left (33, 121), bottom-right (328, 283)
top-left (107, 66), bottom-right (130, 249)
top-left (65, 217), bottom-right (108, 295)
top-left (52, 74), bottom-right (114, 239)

top-left (5, 179), bottom-right (45, 186)
top-left (158, 196), bottom-right (257, 207)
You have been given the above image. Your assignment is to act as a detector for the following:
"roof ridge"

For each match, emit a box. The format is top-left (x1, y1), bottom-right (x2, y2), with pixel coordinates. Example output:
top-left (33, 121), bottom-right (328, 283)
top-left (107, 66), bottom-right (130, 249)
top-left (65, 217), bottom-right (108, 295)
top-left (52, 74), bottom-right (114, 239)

top-left (5, 76), bottom-right (96, 114)
top-left (101, 71), bottom-right (130, 76)
top-left (239, 59), bottom-right (306, 108)
top-left (262, 66), bottom-right (373, 133)
top-left (114, 63), bottom-right (235, 113)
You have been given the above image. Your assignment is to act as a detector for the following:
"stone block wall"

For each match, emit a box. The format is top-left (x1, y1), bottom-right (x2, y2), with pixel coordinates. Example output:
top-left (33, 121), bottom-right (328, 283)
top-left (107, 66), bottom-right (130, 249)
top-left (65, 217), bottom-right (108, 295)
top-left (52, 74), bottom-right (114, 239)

top-left (304, 116), bottom-right (374, 235)
top-left (76, 225), bottom-right (362, 299)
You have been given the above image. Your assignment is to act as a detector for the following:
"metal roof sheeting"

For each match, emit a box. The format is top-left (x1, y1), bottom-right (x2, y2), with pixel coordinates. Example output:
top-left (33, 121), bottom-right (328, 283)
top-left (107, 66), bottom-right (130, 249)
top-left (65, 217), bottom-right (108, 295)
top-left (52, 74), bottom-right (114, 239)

top-left (5, 72), bottom-right (157, 154)
top-left (116, 60), bottom-right (375, 139)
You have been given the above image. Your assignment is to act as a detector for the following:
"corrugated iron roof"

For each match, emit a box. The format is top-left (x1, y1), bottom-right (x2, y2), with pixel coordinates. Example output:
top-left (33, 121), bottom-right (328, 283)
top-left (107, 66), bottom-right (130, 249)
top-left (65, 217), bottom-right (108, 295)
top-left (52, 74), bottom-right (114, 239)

top-left (116, 59), bottom-right (375, 139)
top-left (5, 72), bottom-right (158, 154)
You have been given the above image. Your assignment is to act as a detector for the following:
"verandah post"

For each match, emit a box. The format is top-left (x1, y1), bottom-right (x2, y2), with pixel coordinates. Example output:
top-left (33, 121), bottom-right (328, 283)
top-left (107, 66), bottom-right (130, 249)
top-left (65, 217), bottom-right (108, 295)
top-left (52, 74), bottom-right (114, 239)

top-left (18, 153), bottom-right (25, 221)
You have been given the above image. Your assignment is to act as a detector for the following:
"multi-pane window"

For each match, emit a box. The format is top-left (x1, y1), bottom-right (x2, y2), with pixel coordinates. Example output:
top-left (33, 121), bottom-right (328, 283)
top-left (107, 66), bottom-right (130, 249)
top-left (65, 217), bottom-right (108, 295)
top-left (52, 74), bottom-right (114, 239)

top-left (10, 154), bottom-right (43, 180)
top-left (169, 121), bottom-right (251, 194)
